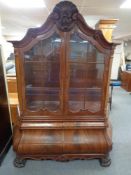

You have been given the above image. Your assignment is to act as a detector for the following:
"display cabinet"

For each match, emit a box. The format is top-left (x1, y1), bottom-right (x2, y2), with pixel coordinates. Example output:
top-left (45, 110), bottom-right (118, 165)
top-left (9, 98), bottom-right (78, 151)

top-left (10, 1), bottom-right (116, 167)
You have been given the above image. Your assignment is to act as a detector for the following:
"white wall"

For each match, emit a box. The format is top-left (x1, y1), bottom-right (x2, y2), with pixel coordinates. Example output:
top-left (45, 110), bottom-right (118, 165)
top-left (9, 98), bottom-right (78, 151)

top-left (111, 42), bottom-right (125, 80)
top-left (0, 17), bottom-right (14, 62)
top-left (124, 40), bottom-right (131, 62)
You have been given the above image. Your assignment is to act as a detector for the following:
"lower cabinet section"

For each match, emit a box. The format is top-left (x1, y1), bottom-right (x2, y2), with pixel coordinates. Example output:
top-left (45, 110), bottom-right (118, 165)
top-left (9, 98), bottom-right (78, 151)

top-left (13, 123), bottom-right (112, 167)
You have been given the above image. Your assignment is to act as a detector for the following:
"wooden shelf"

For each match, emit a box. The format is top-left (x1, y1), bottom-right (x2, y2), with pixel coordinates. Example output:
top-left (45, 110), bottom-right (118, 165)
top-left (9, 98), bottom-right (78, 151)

top-left (7, 76), bottom-right (18, 125)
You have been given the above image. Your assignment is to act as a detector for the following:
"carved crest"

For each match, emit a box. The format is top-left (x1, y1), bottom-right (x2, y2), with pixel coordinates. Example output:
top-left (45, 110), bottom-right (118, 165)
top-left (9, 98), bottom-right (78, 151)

top-left (51, 1), bottom-right (78, 32)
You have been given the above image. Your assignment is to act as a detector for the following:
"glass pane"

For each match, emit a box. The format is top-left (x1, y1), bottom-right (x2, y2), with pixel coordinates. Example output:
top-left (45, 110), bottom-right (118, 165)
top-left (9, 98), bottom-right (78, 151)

top-left (68, 32), bottom-right (105, 113)
top-left (24, 33), bottom-right (61, 112)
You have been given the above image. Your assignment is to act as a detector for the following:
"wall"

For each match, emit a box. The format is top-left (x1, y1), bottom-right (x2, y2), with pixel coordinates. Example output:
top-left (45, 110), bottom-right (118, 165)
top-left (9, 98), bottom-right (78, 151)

top-left (111, 42), bottom-right (125, 80)
top-left (0, 17), bottom-right (14, 61)
top-left (124, 40), bottom-right (131, 64)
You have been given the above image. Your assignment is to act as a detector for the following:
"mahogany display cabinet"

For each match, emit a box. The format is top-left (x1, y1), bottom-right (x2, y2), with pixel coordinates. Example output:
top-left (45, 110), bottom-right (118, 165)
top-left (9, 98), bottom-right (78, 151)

top-left (10, 1), bottom-right (116, 168)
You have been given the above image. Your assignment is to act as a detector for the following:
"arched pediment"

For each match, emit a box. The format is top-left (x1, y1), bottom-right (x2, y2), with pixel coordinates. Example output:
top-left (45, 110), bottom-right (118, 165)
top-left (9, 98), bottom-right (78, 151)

top-left (10, 1), bottom-right (117, 50)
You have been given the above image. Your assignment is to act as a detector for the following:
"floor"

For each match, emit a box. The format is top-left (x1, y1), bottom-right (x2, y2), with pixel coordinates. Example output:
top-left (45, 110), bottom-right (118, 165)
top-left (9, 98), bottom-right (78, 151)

top-left (0, 87), bottom-right (131, 175)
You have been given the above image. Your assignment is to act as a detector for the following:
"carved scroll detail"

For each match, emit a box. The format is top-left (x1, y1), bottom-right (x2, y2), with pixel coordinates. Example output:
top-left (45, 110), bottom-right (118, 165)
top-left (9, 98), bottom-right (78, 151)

top-left (51, 1), bottom-right (78, 32)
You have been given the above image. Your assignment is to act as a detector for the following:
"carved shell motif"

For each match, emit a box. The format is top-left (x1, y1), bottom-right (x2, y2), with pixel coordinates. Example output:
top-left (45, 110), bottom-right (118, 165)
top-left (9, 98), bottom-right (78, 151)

top-left (51, 1), bottom-right (78, 32)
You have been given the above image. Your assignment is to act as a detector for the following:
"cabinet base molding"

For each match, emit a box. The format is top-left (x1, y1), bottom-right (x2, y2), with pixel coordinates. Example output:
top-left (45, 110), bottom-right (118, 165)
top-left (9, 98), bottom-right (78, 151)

top-left (14, 154), bottom-right (111, 168)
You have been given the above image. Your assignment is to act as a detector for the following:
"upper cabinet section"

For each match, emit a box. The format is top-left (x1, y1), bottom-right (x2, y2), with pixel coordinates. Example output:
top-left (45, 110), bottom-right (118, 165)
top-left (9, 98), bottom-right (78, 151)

top-left (10, 1), bottom-right (116, 116)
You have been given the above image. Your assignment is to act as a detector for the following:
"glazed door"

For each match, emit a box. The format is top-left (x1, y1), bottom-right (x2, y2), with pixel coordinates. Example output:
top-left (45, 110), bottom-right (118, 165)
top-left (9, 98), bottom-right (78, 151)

top-left (23, 32), bottom-right (64, 115)
top-left (66, 31), bottom-right (106, 114)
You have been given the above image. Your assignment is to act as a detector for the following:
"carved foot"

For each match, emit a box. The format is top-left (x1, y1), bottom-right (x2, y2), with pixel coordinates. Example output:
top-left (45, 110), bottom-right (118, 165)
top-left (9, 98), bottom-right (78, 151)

top-left (99, 155), bottom-right (111, 167)
top-left (14, 156), bottom-right (26, 168)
